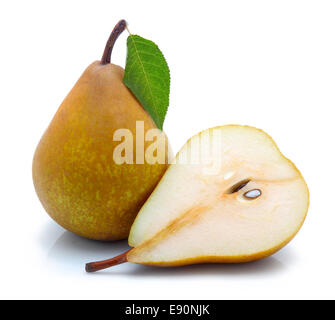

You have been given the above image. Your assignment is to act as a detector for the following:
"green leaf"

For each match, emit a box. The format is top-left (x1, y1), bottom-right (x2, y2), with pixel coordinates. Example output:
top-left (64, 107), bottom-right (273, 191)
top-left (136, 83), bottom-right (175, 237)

top-left (123, 35), bottom-right (170, 130)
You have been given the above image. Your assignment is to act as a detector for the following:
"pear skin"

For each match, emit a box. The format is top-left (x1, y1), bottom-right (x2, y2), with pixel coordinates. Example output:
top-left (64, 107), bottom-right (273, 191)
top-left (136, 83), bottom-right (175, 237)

top-left (33, 21), bottom-right (169, 241)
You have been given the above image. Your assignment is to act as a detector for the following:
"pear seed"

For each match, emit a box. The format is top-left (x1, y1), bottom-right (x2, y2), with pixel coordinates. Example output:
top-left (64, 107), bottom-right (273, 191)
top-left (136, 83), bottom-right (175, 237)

top-left (227, 179), bottom-right (250, 194)
top-left (243, 189), bottom-right (262, 199)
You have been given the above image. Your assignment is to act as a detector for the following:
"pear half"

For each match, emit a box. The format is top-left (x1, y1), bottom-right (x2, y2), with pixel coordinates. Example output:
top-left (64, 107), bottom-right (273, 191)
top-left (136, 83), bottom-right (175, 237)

top-left (86, 125), bottom-right (309, 271)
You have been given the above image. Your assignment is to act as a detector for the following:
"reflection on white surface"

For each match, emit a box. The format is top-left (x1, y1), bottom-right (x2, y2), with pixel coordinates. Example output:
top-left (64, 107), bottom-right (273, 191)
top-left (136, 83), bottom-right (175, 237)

top-left (40, 221), bottom-right (288, 277)
top-left (40, 222), bottom-right (131, 274)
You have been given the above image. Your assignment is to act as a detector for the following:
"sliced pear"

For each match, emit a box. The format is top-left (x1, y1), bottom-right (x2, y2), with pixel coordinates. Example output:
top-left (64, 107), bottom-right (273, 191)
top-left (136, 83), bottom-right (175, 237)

top-left (86, 125), bottom-right (309, 272)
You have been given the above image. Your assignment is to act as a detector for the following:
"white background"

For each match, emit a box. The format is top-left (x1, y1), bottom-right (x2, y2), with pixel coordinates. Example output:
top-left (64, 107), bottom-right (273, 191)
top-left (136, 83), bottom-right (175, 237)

top-left (0, 0), bottom-right (334, 299)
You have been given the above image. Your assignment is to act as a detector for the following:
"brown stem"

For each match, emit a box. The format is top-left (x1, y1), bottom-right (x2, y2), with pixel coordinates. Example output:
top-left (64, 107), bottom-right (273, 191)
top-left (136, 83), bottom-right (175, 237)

top-left (85, 250), bottom-right (130, 273)
top-left (101, 19), bottom-right (127, 65)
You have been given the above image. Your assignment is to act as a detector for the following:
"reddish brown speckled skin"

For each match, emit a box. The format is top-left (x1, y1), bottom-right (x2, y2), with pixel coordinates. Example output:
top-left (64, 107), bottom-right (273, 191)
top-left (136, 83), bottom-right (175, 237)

top-left (33, 62), bottom-right (169, 241)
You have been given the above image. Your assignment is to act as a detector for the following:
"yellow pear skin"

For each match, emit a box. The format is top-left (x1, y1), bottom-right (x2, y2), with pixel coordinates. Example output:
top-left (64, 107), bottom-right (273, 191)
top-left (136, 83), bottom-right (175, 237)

top-left (33, 21), bottom-right (169, 241)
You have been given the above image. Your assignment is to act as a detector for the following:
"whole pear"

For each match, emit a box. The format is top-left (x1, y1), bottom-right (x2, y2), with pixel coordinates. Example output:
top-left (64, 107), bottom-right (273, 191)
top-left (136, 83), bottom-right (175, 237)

top-left (33, 20), bottom-right (170, 240)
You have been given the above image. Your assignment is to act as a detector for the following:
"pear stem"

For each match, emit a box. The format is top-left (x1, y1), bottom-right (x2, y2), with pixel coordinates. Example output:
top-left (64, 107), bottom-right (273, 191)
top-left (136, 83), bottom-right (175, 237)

top-left (85, 250), bottom-right (130, 273)
top-left (101, 19), bottom-right (127, 65)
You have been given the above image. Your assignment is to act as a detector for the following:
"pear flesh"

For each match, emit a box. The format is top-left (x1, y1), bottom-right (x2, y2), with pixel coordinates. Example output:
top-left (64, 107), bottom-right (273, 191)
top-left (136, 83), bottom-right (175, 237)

top-left (125, 125), bottom-right (309, 266)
